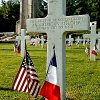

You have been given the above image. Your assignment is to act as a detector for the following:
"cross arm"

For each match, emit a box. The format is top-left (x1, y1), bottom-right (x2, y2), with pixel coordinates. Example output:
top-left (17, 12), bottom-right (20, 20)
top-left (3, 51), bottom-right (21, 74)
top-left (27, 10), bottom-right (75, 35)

top-left (95, 34), bottom-right (100, 39)
top-left (83, 34), bottom-right (90, 39)
top-left (25, 36), bottom-right (30, 40)
top-left (16, 36), bottom-right (21, 40)
top-left (26, 14), bottom-right (90, 33)
top-left (83, 34), bottom-right (100, 39)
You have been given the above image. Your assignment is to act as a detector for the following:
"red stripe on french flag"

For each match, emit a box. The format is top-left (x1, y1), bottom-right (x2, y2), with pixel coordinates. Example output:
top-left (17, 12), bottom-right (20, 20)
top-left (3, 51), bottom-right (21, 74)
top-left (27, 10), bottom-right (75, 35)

top-left (92, 50), bottom-right (97, 56)
top-left (40, 81), bottom-right (60, 100)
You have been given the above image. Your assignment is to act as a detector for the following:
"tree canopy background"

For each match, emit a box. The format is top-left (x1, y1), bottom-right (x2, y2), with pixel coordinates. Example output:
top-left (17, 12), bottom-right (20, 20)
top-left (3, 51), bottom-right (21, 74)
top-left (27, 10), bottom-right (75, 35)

top-left (0, 0), bottom-right (100, 32)
top-left (0, 0), bottom-right (20, 32)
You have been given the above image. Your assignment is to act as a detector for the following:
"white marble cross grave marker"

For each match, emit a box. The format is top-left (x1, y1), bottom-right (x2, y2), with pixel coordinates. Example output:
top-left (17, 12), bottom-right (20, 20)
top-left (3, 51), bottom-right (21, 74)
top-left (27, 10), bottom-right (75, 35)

top-left (30, 38), bottom-right (35, 45)
top-left (16, 36), bottom-right (21, 46)
top-left (66, 35), bottom-right (74, 46)
top-left (26, 0), bottom-right (90, 99)
top-left (15, 36), bottom-right (21, 53)
top-left (83, 22), bottom-right (100, 61)
top-left (83, 38), bottom-right (90, 45)
top-left (34, 36), bottom-right (40, 46)
top-left (86, 39), bottom-right (90, 44)
top-left (16, 29), bottom-right (30, 57)
top-left (76, 36), bottom-right (82, 47)
top-left (34, 37), bottom-right (38, 46)
top-left (83, 38), bottom-right (86, 45)
top-left (40, 35), bottom-right (45, 48)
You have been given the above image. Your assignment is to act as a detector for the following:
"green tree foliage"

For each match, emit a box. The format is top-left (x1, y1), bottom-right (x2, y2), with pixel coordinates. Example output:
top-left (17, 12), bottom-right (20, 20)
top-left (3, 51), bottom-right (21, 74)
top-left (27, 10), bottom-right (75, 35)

top-left (66, 0), bottom-right (76, 15)
top-left (66, 0), bottom-right (100, 28)
top-left (0, 0), bottom-right (100, 32)
top-left (0, 0), bottom-right (46, 32)
top-left (0, 0), bottom-right (20, 32)
top-left (37, 0), bottom-right (47, 18)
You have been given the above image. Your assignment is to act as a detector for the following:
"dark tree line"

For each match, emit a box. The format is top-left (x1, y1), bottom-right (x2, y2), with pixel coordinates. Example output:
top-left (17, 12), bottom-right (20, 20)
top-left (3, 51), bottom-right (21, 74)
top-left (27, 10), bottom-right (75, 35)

top-left (0, 0), bottom-right (100, 32)
top-left (0, 0), bottom-right (20, 32)
top-left (66, 0), bottom-right (100, 28)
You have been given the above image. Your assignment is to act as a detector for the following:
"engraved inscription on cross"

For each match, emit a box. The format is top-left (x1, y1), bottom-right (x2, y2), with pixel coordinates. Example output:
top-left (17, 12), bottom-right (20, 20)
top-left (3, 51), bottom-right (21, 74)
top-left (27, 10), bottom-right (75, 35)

top-left (26, 0), bottom-right (90, 99)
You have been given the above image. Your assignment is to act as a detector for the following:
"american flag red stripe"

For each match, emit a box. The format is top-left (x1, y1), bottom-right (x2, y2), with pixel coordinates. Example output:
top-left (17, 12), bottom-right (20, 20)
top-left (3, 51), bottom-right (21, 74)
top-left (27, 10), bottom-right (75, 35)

top-left (20, 75), bottom-right (27, 91)
top-left (16, 68), bottom-right (26, 91)
top-left (12, 51), bottom-right (40, 98)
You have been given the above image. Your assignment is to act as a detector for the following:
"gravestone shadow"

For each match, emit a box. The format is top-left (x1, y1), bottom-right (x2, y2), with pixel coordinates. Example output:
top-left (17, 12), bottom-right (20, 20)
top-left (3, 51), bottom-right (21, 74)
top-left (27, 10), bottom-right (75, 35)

top-left (66, 97), bottom-right (74, 100)
top-left (29, 49), bottom-right (47, 52)
top-left (96, 58), bottom-right (100, 61)
top-left (0, 49), bottom-right (13, 51)
top-left (40, 97), bottom-right (74, 100)
top-left (0, 87), bottom-right (13, 91)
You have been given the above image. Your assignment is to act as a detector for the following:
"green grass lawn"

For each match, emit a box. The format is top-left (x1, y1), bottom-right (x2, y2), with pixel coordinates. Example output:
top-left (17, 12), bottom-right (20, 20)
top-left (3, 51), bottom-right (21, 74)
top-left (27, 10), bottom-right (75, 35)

top-left (0, 43), bottom-right (100, 100)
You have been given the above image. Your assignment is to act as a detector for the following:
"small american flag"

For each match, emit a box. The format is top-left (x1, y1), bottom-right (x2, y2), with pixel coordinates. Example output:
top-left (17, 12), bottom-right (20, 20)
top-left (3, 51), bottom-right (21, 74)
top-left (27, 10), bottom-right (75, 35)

top-left (12, 50), bottom-right (40, 98)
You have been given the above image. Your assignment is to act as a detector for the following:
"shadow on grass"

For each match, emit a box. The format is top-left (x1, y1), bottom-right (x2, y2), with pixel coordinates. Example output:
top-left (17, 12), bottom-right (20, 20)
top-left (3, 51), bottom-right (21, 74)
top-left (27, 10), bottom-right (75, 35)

top-left (0, 49), bottom-right (13, 51)
top-left (96, 58), bottom-right (100, 61)
top-left (0, 88), bottom-right (75, 100)
top-left (40, 97), bottom-right (74, 100)
top-left (0, 87), bottom-right (13, 91)
top-left (72, 47), bottom-right (84, 50)
top-left (28, 49), bottom-right (47, 52)
top-left (66, 98), bottom-right (74, 100)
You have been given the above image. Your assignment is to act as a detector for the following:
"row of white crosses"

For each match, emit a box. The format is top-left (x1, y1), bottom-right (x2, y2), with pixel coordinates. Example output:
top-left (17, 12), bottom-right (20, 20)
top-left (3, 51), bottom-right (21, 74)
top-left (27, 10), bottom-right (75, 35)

top-left (31, 37), bottom-right (40, 46)
top-left (83, 21), bottom-right (99, 61)
top-left (66, 35), bottom-right (83, 47)
top-left (83, 38), bottom-right (90, 45)
top-left (31, 35), bottom-right (45, 48)
top-left (26, 0), bottom-right (90, 99)
top-left (40, 35), bottom-right (45, 48)
top-left (66, 35), bottom-right (87, 47)
top-left (16, 32), bottom-right (45, 57)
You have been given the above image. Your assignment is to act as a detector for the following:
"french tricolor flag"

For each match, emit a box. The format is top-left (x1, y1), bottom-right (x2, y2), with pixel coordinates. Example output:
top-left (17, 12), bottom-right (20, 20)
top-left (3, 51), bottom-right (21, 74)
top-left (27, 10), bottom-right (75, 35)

top-left (91, 45), bottom-right (97, 56)
top-left (40, 47), bottom-right (61, 100)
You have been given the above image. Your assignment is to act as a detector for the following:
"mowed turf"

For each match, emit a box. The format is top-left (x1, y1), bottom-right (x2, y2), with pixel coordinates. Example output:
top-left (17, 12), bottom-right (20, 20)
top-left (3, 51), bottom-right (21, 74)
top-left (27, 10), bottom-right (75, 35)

top-left (0, 43), bottom-right (100, 100)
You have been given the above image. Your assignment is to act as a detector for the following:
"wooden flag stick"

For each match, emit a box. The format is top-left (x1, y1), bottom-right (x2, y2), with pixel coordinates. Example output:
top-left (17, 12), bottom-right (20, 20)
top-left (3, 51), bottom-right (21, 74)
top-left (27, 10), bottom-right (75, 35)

top-left (28, 92), bottom-right (30, 100)
top-left (26, 63), bottom-right (31, 100)
top-left (26, 67), bottom-right (30, 100)
top-left (24, 41), bottom-right (30, 100)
